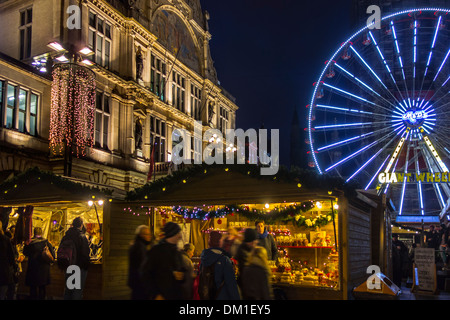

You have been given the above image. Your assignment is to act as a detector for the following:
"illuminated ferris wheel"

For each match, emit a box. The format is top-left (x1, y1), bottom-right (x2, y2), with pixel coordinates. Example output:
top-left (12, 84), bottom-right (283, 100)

top-left (307, 8), bottom-right (450, 217)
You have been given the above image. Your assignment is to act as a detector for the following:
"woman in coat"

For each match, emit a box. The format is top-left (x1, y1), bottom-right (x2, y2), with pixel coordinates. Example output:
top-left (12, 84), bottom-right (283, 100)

top-left (241, 246), bottom-right (274, 300)
top-left (23, 227), bottom-right (55, 300)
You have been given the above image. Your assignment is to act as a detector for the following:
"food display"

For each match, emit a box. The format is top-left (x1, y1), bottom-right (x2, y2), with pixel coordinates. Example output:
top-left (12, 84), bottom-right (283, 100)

top-left (268, 223), bottom-right (340, 290)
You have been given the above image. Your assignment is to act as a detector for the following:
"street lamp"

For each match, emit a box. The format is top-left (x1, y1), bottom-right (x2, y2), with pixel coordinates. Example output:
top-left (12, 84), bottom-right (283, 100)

top-left (88, 199), bottom-right (104, 233)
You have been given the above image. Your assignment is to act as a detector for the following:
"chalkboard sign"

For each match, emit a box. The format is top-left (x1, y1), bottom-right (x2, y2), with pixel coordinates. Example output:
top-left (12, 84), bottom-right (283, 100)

top-left (412, 248), bottom-right (436, 294)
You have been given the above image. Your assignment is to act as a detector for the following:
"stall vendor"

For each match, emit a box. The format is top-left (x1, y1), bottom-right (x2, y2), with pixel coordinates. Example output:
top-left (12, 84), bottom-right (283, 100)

top-left (255, 220), bottom-right (278, 262)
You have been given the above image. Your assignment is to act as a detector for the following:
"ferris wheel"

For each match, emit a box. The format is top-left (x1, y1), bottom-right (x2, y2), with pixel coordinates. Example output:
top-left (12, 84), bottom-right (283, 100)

top-left (307, 8), bottom-right (450, 217)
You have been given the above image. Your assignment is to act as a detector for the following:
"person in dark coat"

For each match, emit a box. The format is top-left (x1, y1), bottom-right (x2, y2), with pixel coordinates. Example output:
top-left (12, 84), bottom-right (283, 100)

top-left (199, 231), bottom-right (240, 300)
top-left (0, 221), bottom-right (17, 300)
top-left (392, 238), bottom-right (402, 288)
top-left (255, 221), bottom-right (278, 262)
top-left (235, 228), bottom-right (258, 289)
top-left (61, 217), bottom-right (90, 300)
top-left (128, 225), bottom-right (152, 300)
top-left (23, 227), bottom-right (55, 300)
top-left (141, 222), bottom-right (185, 300)
top-left (241, 246), bottom-right (273, 300)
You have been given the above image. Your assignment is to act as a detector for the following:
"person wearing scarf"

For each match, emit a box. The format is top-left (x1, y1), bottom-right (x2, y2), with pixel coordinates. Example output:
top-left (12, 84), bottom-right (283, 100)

top-left (255, 221), bottom-right (278, 262)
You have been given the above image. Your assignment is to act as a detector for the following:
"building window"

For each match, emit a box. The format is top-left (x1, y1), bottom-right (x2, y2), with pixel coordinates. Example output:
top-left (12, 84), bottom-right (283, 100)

top-left (18, 89), bottom-right (27, 133)
top-left (150, 116), bottom-right (166, 163)
top-left (94, 92), bottom-right (110, 149)
top-left (150, 55), bottom-right (166, 101)
top-left (218, 105), bottom-right (229, 134)
top-left (190, 84), bottom-right (201, 121)
top-left (172, 71), bottom-right (185, 113)
top-left (88, 11), bottom-right (111, 69)
top-left (5, 84), bottom-right (15, 129)
top-left (29, 93), bottom-right (38, 136)
top-left (19, 7), bottom-right (32, 60)
top-left (1, 80), bottom-right (39, 135)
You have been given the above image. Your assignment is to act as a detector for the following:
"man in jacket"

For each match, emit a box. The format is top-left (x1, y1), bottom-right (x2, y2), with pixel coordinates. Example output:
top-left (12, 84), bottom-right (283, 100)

top-left (255, 220), bottom-right (278, 262)
top-left (141, 222), bottom-right (185, 300)
top-left (199, 231), bottom-right (240, 300)
top-left (61, 217), bottom-right (90, 300)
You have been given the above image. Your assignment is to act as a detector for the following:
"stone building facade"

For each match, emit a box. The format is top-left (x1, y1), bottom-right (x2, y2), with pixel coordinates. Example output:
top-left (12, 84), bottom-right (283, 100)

top-left (0, 0), bottom-right (238, 197)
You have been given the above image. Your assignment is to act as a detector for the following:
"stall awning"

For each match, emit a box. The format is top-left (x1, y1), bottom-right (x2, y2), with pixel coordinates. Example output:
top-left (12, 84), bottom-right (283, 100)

top-left (0, 167), bottom-right (110, 206)
top-left (125, 164), bottom-right (355, 206)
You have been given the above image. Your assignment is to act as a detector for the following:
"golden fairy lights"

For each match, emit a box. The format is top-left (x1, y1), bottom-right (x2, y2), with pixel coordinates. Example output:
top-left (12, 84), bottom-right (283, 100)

top-left (50, 63), bottom-right (96, 157)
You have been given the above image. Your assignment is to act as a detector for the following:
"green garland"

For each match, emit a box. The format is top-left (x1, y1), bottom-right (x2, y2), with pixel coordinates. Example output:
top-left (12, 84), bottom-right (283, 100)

top-left (170, 201), bottom-right (334, 227)
top-left (0, 167), bottom-right (112, 200)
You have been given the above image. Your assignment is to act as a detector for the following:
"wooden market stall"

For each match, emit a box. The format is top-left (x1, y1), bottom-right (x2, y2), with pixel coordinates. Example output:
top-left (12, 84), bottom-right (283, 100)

top-left (115, 164), bottom-right (389, 300)
top-left (0, 167), bottom-right (117, 300)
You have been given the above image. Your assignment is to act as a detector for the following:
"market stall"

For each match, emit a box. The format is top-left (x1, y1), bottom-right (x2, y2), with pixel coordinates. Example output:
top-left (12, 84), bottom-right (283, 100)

top-left (0, 167), bottom-right (110, 299)
top-left (118, 164), bottom-right (388, 300)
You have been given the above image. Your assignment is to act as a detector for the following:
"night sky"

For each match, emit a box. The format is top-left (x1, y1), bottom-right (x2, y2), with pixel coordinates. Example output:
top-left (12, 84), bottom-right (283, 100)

top-left (200, 0), bottom-right (355, 167)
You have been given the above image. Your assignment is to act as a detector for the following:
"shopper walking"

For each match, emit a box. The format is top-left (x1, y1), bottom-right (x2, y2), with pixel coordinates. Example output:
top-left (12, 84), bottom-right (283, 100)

top-left (0, 221), bottom-right (17, 300)
top-left (255, 221), bottom-right (278, 262)
top-left (199, 231), bottom-right (240, 300)
top-left (180, 243), bottom-right (196, 300)
top-left (235, 228), bottom-right (258, 289)
top-left (23, 227), bottom-right (55, 300)
top-left (128, 225), bottom-right (152, 300)
top-left (60, 217), bottom-right (90, 300)
top-left (240, 246), bottom-right (274, 300)
top-left (141, 222), bottom-right (185, 300)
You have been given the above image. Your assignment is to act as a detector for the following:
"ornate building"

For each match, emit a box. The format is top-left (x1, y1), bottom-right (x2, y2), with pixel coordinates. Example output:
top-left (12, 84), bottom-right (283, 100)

top-left (0, 0), bottom-right (238, 197)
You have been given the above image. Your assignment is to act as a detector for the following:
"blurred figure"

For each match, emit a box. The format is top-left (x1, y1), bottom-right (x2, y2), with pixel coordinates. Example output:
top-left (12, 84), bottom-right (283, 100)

top-left (128, 225), bottom-right (152, 300)
top-left (255, 221), bottom-right (278, 262)
top-left (141, 222), bottom-right (185, 300)
top-left (235, 228), bottom-right (258, 289)
top-left (180, 243), bottom-right (196, 300)
top-left (199, 231), bottom-right (240, 300)
top-left (23, 227), bottom-right (55, 300)
top-left (241, 246), bottom-right (273, 300)
top-left (5, 225), bottom-right (24, 300)
top-left (221, 226), bottom-right (242, 258)
top-left (60, 217), bottom-right (90, 300)
top-left (426, 225), bottom-right (440, 250)
top-left (0, 221), bottom-right (17, 300)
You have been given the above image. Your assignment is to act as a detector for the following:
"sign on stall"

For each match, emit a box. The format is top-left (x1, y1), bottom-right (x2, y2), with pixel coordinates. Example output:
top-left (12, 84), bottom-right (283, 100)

top-left (412, 248), bottom-right (437, 294)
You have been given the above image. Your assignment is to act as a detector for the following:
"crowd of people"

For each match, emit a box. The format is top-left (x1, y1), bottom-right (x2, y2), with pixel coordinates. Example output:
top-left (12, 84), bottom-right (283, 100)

top-left (0, 217), bottom-right (91, 300)
top-left (128, 219), bottom-right (279, 300)
top-left (391, 222), bottom-right (450, 288)
top-left (1, 215), bottom-right (279, 301)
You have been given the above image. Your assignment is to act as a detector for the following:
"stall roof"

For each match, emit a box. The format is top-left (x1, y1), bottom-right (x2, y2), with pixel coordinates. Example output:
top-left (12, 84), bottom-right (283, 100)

top-left (0, 167), bottom-right (111, 206)
top-left (125, 164), bottom-right (358, 206)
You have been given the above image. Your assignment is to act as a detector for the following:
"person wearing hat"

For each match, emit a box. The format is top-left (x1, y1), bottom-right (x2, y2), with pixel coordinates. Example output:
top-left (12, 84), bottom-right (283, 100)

top-left (141, 222), bottom-right (185, 300)
top-left (235, 228), bottom-right (258, 290)
top-left (199, 231), bottom-right (240, 300)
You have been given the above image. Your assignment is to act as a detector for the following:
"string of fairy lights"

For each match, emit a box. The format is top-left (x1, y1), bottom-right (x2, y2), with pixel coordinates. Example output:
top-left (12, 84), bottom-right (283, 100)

top-left (50, 63), bottom-right (96, 157)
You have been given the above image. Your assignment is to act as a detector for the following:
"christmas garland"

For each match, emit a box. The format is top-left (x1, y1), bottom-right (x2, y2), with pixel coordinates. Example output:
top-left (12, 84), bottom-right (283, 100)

top-left (0, 167), bottom-right (112, 200)
top-left (170, 202), bottom-right (334, 227)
